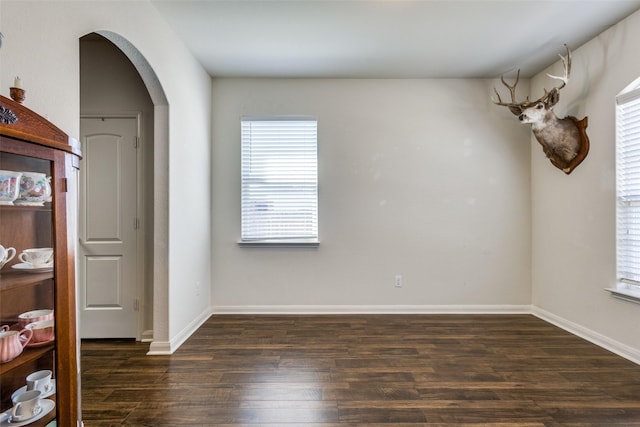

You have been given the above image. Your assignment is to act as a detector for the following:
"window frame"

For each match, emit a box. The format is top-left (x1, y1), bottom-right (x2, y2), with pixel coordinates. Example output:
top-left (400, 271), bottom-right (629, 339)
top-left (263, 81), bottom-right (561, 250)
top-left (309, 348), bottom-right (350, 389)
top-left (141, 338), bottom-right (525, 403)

top-left (610, 80), bottom-right (640, 304)
top-left (238, 116), bottom-right (319, 247)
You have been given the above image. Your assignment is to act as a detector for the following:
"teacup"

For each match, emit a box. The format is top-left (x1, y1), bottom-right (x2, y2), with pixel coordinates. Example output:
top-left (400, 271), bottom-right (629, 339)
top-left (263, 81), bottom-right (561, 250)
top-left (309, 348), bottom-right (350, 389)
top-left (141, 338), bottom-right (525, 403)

top-left (0, 244), bottom-right (16, 269)
top-left (18, 309), bottom-right (54, 328)
top-left (15, 172), bottom-right (52, 206)
top-left (19, 248), bottom-right (54, 267)
top-left (0, 329), bottom-right (32, 363)
top-left (25, 319), bottom-right (54, 344)
top-left (11, 390), bottom-right (42, 422)
top-left (0, 170), bottom-right (22, 205)
top-left (26, 370), bottom-right (53, 394)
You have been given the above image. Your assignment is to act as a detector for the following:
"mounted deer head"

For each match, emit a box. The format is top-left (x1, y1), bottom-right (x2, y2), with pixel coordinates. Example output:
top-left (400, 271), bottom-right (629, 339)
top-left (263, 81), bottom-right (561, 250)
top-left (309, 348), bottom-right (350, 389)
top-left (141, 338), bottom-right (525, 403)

top-left (493, 45), bottom-right (589, 174)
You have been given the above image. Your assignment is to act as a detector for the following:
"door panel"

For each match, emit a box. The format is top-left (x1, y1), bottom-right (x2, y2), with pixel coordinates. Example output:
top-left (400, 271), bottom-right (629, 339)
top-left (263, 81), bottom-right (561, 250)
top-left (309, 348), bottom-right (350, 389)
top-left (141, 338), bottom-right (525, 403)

top-left (85, 136), bottom-right (122, 241)
top-left (85, 255), bottom-right (122, 307)
top-left (80, 117), bottom-right (138, 338)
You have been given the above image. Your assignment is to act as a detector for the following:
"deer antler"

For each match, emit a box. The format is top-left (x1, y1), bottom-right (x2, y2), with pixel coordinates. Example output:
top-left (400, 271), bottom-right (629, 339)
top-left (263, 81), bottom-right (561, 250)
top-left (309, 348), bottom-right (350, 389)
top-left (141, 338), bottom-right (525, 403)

top-left (490, 44), bottom-right (588, 175)
top-left (493, 69), bottom-right (523, 106)
top-left (493, 45), bottom-right (572, 110)
top-left (545, 44), bottom-right (571, 91)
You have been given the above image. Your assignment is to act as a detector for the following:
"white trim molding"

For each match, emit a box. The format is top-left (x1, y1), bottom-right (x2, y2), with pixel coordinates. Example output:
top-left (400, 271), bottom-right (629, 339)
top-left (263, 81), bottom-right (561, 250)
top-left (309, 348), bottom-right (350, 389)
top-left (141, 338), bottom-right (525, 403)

top-left (213, 304), bottom-right (532, 315)
top-left (147, 304), bottom-right (639, 367)
top-left (605, 285), bottom-right (640, 305)
top-left (147, 307), bottom-right (214, 355)
top-left (532, 306), bottom-right (640, 365)
top-left (140, 329), bottom-right (154, 343)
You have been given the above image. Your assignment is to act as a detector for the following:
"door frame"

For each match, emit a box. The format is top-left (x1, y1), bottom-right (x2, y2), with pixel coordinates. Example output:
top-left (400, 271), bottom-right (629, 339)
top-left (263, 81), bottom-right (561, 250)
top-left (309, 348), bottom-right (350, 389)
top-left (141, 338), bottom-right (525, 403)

top-left (80, 112), bottom-right (146, 341)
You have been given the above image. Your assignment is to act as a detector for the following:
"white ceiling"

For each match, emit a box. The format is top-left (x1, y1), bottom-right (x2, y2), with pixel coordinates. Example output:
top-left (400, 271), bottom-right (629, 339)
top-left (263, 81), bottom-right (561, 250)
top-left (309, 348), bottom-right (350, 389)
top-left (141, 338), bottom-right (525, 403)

top-left (150, 0), bottom-right (640, 79)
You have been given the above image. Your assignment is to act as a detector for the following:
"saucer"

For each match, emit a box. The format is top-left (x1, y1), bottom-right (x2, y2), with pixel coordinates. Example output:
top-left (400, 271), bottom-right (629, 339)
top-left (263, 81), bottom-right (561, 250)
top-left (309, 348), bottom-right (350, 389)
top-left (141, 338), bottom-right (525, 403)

top-left (26, 337), bottom-right (54, 348)
top-left (11, 380), bottom-right (56, 401)
top-left (13, 201), bottom-right (46, 207)
top-left (11, 263), bottom-right (53, 273)
top-left (0, 399), bottom-right (54, 426)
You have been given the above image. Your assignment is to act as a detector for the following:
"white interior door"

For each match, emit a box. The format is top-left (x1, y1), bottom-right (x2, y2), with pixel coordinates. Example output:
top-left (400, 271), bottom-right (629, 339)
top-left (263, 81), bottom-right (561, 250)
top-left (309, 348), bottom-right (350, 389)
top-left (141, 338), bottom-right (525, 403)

top-left (79, 117), bottom-right (138, 338)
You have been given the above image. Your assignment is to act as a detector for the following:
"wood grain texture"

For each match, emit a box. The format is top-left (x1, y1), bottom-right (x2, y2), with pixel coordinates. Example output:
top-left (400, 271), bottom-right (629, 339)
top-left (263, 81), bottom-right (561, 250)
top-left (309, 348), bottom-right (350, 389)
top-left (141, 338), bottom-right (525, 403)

top-left (80, 315), bottom-right (640, 426)
top-left (1, 132), bottom-right (80, 425)
top-left (0, 95), bottom-right (81, 156)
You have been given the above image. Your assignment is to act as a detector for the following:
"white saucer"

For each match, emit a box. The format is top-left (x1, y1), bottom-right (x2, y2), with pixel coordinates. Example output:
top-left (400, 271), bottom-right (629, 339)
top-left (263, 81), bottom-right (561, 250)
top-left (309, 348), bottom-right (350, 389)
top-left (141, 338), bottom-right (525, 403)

top-left (11, 263), bottom-right (53, 273)
top-left (13, 201), bottom-right (46, 207)
top-left (11, 380), bottom-right (56, 401)
top-left (0, 399), bottom-right (55, 426)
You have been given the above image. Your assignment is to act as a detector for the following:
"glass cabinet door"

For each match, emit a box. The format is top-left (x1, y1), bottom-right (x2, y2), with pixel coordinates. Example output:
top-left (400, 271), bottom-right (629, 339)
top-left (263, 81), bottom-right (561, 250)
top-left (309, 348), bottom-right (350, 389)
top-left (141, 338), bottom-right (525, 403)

top-left (0, 148), bottom-right (58, 426)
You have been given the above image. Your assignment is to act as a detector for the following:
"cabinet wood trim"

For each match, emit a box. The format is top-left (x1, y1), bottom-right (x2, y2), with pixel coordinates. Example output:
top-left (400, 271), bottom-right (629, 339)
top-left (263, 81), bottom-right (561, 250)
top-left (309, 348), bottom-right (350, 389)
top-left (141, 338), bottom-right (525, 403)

top-left (0, 96), bottom-right (81, 158)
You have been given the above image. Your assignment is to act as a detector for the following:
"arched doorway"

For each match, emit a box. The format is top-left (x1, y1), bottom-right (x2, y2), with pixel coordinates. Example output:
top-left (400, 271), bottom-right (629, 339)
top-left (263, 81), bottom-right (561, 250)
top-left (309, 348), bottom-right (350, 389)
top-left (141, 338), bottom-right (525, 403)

top-left (79, 32), bottom-right (169, 344)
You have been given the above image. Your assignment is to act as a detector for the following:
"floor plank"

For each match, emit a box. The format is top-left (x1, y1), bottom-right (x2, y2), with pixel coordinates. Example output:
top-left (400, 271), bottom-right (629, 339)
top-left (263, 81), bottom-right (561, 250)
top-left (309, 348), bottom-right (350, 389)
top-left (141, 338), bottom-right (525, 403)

top-left (81, 314), bottom-right (640, 426)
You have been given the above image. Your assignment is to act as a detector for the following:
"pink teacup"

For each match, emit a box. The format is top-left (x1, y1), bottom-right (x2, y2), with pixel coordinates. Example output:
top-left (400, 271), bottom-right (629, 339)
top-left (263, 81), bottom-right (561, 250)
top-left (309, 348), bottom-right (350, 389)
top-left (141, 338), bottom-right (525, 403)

top-left (25, 320), bottom-right (54, 344)
top-left (18, 309), bottom-right (54, 328)
top-left (0, 329), bottom-right (32, 363)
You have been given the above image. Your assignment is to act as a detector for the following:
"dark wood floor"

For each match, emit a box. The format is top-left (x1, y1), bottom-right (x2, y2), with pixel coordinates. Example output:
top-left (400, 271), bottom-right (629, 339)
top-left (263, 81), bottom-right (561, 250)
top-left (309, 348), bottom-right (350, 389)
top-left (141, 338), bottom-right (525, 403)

top-left (80, 314), bottom-right (640, 426)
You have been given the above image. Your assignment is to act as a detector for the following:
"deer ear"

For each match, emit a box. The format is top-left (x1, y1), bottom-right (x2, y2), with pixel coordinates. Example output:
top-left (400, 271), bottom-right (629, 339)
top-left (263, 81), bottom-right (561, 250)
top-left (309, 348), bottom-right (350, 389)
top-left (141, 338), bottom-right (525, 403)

top-left (508, 106), bottom-right (523, 116)
top-left (546, 88), bottom-right (560, 107)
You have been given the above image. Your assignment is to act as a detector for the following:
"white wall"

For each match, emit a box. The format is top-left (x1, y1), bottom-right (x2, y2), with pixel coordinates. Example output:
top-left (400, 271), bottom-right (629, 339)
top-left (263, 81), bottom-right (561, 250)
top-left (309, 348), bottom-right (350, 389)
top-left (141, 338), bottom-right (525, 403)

top-left (0, 0), bottom-right (212, 352)
top-left (6, 0), bottom-right (636, 362)
top-left (211, 78), bottom-right (532, 312)
top-left (531, 9), bottom-right (640, 362)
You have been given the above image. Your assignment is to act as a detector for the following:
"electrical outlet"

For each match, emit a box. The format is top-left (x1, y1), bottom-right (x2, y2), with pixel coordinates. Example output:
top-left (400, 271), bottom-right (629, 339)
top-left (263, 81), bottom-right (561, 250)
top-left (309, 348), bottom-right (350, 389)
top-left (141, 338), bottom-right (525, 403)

top-left (394, 275), bottom-right (403, 288)
top-left (195, 281), bottom-right (201, 296)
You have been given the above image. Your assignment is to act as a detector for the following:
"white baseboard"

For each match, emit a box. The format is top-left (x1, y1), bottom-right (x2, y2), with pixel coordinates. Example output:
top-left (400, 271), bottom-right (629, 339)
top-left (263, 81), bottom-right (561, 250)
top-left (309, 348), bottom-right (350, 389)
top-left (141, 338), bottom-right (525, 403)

top-left (212, 304), bottom-right (532, 315)
top-left (147, 306), bottom-right (214, 355)
top-left (140, 329), bottom-right (153, 342)
top-left (146, 340), bottom-right (171, 355)
top-left (532, 306), bottom-right (640, 365)
top-left (146, 304), bottom-right (639, 366)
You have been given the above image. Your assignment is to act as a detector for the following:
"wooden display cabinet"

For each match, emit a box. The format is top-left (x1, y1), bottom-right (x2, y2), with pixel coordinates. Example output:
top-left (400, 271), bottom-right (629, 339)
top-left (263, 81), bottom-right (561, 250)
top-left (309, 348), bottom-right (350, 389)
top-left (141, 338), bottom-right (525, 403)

top-left (0, 96), bottom-right (81, 426)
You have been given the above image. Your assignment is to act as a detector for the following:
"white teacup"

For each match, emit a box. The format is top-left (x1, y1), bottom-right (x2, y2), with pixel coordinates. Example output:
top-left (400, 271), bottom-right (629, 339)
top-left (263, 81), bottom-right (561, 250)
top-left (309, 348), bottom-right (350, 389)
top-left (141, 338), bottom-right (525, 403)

top-left (0, 170), bottom-right (22, 205)
top-left (0, 244), bottom-right (16, 269)
top-left (25, 319), bottom-right (54, 344)
top-left (11, 389), bottom-right (42, 422)
top-left (19, 248), bottom-right (53, 267)
top-left (15, 172), bottom-right (52, 206)
top-left (26, 370), bottom-right (53, 394)
top-left (18, 309), bottom-right (54, 328)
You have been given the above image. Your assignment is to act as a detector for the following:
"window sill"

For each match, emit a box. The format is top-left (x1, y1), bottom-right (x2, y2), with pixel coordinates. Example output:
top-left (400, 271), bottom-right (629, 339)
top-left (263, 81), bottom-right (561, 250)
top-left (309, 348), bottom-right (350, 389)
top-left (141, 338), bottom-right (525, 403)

top-left (238, 239), bottom-right (320, 248)
top-left (605, 285), bottom-right (640, 305)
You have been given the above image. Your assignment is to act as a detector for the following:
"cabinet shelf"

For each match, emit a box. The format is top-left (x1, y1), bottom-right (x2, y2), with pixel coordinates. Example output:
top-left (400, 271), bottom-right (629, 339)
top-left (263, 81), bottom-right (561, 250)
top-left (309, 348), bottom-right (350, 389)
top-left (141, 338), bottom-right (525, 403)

top-left (0, 272), bottom-right (54, 292)
top-left (0, 204), bottom-right (52, 213)
top-left (0, 345), bottom-right (53, 376)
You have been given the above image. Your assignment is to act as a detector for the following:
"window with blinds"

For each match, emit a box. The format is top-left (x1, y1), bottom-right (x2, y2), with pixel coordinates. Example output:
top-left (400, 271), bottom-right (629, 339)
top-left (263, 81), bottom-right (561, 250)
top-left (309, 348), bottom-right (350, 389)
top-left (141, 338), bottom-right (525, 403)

top-left (240, 117), bottom-right (318, 244)
top-left (616, 84), bottom-right (640, 287)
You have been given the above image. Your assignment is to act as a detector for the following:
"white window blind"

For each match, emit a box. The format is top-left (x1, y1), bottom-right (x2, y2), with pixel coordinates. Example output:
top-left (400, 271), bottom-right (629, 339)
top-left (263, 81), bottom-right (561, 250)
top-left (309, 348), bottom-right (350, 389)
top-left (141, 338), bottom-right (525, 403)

top-left (241, 117), bottom-right (318, 243)
top-left (616, 87), bottom-right (640, 285)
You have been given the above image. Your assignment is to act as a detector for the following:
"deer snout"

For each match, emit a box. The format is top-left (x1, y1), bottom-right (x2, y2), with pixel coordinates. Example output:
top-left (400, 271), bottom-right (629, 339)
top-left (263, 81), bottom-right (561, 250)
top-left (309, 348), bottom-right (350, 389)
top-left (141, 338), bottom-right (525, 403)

top-left (518, 109), bottom-right (540, 124)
